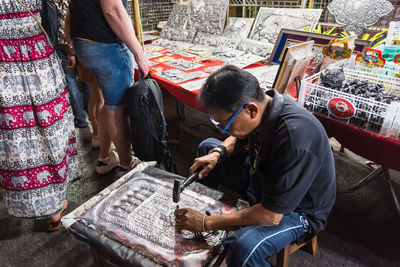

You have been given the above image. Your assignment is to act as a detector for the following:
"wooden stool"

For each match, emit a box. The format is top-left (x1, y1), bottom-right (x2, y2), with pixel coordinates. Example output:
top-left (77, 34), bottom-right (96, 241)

top-left (276, 236), bottom-right (318, 267)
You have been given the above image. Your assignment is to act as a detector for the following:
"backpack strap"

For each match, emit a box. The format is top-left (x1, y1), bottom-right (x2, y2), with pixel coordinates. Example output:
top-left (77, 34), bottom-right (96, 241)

top-left (146, 79), bottom-right (167, 142)
top-left (143, 78), bottom-right (177, 173)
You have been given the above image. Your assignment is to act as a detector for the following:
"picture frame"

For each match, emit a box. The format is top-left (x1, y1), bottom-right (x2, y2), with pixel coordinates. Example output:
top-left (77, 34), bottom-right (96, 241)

top-left (269, 29), bottom-right (372, 65)
top-left (273, 41), bottom-right (314, 99)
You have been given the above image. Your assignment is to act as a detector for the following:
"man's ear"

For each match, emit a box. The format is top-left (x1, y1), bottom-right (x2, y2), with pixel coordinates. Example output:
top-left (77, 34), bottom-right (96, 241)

top-left (246, 102), bottom-right (259, 119)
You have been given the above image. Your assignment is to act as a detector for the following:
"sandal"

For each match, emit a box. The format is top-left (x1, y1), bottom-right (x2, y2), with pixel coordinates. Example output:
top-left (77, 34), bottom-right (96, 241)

top-left (48, 200), bottom-right (68, 232)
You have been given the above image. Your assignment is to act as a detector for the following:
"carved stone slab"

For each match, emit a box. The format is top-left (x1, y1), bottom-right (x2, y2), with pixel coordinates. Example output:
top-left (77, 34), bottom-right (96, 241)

top-left (154, 69), bottom-right (207, 83)
top-left (203, 65), bottom-right (224, 74)
top-left (250, 8), bottom-right (322, 44)
top-left (169, 50), bottom-right (197, 58)
top-left (187, 44), bottom-right (214, 55)
top-left (212, 48), bottom-right (246, 62)
top-left (237, 39), bottom-right (275, 59)
top-left (79, 176), bottom-right (231, 266)
top-left (163, 4), bottom-right (190, 30)
top-left (161, 26), bottom-right (197, 42)
top-left (188, 0), bottom-right (229, 35)
top-left (180, 77), bottom-right (208, 91)
top-left (145, 52), bottom-right (165, 60)
top-left (160, 5), bottom-right (197, 42)
top-left (193, 32), bottom-right (241, 49)
top-left (244, 65), bottom-right (280, 85)
top-left (223, 17), bottom-right (255, 40)
top-left (225, 53), bottom-right (265, 69)
top-left (165, 59), bottom-right (204, 71)
top-left (153, 39), bottom-right (193, 51)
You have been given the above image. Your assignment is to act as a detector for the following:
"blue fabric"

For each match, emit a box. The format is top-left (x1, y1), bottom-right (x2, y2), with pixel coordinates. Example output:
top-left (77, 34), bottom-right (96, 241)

top-left (56, 45), bottom-right (86, 124)
top-left (223, 212), bottom-right (310, 267)
top-left (73, 38), bottom-right (135, 110)
top-left (197, 138), bottom-right (250, 200)
top-left (79, 81), bottom-right (90, 113)
top-left (197, 139), bottom-right (311, 266)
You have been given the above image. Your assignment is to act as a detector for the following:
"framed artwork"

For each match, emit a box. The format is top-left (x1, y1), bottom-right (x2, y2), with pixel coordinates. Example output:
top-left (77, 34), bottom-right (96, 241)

top-left (273, 41), bottom-right (314, 99)
top-left (269, 29), bottom-right (372, 65)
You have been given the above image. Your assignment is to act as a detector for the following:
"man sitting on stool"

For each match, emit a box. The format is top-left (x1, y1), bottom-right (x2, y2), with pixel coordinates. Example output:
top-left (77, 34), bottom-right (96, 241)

top-left (175, 65), bottom-right (336, 267)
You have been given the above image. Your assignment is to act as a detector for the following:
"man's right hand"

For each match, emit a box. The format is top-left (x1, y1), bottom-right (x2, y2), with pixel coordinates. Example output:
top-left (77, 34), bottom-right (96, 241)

top-left (189, 152), bottom-right (221, 179)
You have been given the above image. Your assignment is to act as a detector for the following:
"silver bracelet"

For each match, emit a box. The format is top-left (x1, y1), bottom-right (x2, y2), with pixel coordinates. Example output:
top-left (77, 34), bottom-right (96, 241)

top-left (202, 214), bottom-right (207, 232)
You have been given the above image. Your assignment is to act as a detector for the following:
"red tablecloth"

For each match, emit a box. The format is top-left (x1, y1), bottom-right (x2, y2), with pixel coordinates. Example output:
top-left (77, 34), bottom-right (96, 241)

top-left (147, 49), bottom-right (400, 171)
top-left (148, 49), bottom-right (265, 112)
top-left (316, 114), bottom-right (400, 171)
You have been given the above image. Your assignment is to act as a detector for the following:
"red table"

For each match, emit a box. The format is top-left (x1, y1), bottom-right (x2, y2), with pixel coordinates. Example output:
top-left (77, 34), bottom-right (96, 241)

top-left (148, 49), bottom-right (400, 215)
top-left (315, 115), bottom-right (400, 215)
top-left (147, 49), bottom-right (266, 112)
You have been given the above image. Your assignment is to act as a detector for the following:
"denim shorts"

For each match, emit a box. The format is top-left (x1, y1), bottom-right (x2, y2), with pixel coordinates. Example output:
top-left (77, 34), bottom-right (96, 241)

top-left (73, 38), bottom-right (135, 109)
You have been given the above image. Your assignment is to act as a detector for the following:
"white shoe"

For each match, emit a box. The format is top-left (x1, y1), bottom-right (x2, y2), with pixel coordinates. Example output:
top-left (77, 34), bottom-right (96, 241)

top-left (96, 151), bottom-right (119, 174)
top-left (91, 135), bottom-right (100, 148)
top-left (116, 156), bottom-right (141, 178)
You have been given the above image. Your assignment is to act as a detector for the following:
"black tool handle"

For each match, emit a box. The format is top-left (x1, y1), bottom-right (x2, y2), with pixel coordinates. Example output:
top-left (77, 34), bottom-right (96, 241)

top-left (180, 171), bottom-right (200, 192)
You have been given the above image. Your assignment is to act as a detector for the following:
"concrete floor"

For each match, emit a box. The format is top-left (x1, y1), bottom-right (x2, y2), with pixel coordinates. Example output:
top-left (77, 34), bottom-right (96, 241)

top-left (1, 95), bottom-right (400, 267)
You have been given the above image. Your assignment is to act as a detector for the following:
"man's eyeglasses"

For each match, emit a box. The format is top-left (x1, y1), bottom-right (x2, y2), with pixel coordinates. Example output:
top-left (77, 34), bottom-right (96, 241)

top-left (210, 98), bottom-right (253, 134)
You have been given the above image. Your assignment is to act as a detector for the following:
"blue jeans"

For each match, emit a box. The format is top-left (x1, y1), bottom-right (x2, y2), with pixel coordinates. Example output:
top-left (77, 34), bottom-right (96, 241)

top-left (224, 212), bottom-right (310, 267)
top-left (197, 138), bottom-right (310, 266)
top-left (197, 138), bottom-right (250, 200)
top-left (73, 38), bottom-right (135, 110)
top-left (56, 45), bottom-right (87, 124)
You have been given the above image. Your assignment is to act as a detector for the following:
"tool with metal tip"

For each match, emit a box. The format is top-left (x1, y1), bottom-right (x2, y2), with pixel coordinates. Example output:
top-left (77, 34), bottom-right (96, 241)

top-left (172, 171), bottom-right (200, 203)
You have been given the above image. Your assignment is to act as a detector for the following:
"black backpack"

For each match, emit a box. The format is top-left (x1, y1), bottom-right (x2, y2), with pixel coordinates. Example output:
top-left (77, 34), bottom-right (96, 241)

top-left (127, 77), bottom-right (176, 173)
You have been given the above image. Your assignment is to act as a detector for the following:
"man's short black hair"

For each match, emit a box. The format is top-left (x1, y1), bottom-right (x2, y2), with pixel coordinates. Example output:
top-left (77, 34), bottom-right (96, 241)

top-left (199, 65), bottom-right (265, 112)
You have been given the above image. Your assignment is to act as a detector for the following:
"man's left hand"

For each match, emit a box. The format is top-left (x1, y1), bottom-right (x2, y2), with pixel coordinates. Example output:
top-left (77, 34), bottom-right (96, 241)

top-left (174, 208), bottom-right (205, 232)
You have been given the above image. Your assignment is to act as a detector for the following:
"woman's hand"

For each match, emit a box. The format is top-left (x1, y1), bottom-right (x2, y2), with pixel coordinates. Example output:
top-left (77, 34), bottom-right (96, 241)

top-left (66, 54), bottom-right (76, 70)
top-left (136, 55), bottom-right (149, 77)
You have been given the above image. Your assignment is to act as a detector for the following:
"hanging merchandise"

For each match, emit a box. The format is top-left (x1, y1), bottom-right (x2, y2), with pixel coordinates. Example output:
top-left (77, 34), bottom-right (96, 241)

top-left (320, 36), bottom-right (356, 70)
top-left (322, 38), bottom-right (353, 60)
top-left (328, 0), bottom-right (394, 36)
top-left (355, 48), bottom-right (386, 68)
top-left (386, 21), bottom-right (400, 46)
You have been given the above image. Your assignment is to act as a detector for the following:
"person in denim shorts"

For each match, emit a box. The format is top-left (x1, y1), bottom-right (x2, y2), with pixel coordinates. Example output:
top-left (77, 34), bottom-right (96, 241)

top-left (66, 0), bottom-right (149, 177)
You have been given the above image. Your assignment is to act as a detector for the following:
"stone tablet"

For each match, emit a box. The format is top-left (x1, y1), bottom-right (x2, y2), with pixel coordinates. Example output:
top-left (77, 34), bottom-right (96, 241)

top-left (165, 59), bottom-right (204, 71)
top-left (250, 8), bottom-right (322, 44)
top-left (223, 17), bottom-right (255, 40)
top-left (188, 0), bottom-right (228, 35)
top-left (79, 176), bottom-right (232, 266)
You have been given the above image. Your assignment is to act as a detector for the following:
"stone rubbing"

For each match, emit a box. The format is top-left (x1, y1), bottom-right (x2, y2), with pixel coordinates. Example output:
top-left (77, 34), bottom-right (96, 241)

top-left (79, 176), bottom-right (232, 266)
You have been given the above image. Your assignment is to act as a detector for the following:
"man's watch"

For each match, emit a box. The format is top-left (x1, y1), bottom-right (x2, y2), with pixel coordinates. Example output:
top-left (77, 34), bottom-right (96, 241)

top-left (208, 145), bottom-right (227, 163)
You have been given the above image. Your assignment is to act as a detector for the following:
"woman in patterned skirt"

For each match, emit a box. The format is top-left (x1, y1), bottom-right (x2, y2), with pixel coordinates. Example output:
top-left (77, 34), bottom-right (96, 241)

top-left (0, 0), bottom-right (80, 231)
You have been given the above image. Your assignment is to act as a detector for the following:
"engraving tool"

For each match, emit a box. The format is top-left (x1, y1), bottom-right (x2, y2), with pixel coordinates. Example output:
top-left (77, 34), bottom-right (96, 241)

top-left (173, 171), bottom-right (200, 203)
